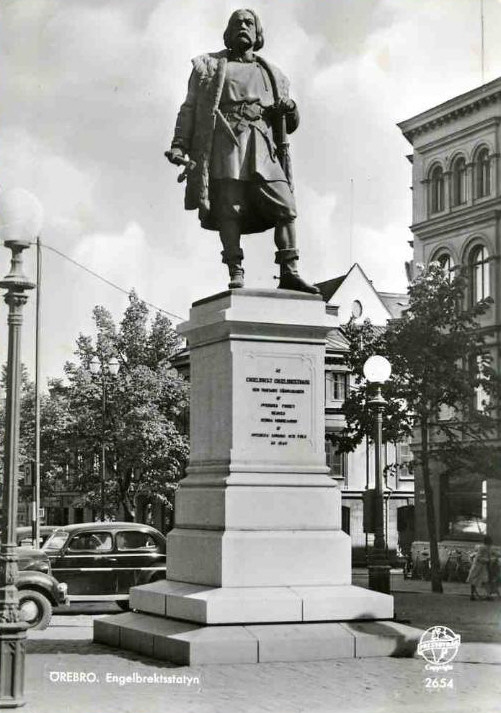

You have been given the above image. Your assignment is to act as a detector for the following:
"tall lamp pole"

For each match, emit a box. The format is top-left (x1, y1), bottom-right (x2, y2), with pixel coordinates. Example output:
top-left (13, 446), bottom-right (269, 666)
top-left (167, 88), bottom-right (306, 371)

top-left (0, 188), bottom-right (41, 707)
top-left (363, 355), bottom-right (392, 595)
top-left (89, 355), bottom-right (119, 521)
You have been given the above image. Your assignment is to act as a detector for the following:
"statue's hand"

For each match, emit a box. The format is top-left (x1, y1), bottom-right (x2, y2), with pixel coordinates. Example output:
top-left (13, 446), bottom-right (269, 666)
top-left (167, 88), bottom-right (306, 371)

top-left (165, 148), bottom-right (186, 165)
top-left (274, 98), bottom-right (296, 115)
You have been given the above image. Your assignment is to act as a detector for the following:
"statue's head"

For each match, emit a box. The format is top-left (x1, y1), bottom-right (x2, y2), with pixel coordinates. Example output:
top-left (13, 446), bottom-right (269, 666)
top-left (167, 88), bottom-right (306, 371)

top-left (223, 9), bottom-right (264, 52)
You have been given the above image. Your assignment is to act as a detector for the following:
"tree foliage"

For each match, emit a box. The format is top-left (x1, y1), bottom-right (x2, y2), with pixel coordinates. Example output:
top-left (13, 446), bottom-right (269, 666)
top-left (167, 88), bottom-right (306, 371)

top-left (62, 291), bottom-right (190, 520)
top-left (3, 292), bottom-right (189, 523)
top-left (337, 263), bottom-right (500, 592)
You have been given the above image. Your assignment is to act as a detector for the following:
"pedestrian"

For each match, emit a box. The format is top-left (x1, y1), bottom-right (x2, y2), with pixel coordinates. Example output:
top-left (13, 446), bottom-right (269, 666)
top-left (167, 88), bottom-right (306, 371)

top-left (487, 551), bottom-right (501, 599)
top-left (467, 535), bottom-right (498, 600)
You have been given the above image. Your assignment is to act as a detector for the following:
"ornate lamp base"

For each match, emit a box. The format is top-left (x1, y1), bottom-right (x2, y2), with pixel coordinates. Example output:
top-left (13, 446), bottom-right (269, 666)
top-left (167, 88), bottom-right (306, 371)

top-left (368, 561), bottom-right (392, 594)
top-left (0, 621), bottom-right (28, 708)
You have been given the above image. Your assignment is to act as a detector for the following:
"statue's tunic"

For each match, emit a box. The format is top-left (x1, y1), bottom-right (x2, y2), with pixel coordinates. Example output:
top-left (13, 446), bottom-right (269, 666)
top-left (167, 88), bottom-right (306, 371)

top-left (171, 50), bottom-right (299, 234)
top-left (211, 59), bottom-right (287, 182)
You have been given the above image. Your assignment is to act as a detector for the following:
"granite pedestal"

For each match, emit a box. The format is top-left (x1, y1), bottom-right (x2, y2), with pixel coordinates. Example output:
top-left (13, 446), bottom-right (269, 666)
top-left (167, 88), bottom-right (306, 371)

top-left (94, 289), bottom-right (409, 664)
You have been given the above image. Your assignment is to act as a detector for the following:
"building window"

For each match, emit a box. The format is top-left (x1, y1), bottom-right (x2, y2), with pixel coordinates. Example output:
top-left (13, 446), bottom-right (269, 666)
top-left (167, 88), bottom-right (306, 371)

top-left (430, 165), bottom-right (444, 213)
top-left (442, 472), bottom-right (486, 539)
top-left (73, 508), bottom-right (84, 524)
top-left (325, 372), bottom-right (347, 403)
top-left (325, 437), bottom-right (346, 479)
top-left (469, 245), bottom-right (490, 303)
top-left (475, 147), bottom-right (491, 198)
top-left (351, 300), bottom-right (363, 318)
top-left (436, 252), bottom-right (454, 281)
top-left (438, 402), bottom-right (456, 421)
top-left (472, 354), bottom-right (491, 412)
top-left (396, 440), bottom-right (414, 480)
top-left (451, 156), bottom-right (467, 206)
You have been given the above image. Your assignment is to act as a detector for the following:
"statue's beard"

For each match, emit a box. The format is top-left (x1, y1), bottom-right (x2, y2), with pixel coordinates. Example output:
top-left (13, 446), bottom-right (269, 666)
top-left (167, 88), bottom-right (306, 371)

top-left (231, 32), bottom-right (253, 52)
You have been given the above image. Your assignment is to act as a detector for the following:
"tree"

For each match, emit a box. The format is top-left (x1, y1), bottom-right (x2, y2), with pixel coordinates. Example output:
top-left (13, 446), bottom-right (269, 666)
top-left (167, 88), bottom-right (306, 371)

top-left (59, 291), bottom-right (189, 521)
top-left (337, 263), bottom-right (499, 593)
top-left (0, 368), bottom-right (76, 529)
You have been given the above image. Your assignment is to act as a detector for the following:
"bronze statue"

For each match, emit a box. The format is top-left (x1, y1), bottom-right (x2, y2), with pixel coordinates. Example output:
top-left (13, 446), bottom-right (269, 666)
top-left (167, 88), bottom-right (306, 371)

top-left (166, 9), bottom-right (319, 294)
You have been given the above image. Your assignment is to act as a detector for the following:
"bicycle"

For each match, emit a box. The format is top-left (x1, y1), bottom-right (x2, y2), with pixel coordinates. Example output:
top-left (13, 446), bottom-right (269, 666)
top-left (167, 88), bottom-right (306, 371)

top-left (443, 548), bottom-right (469, 582)
top-left (413, 550), bottom-right (431, 580)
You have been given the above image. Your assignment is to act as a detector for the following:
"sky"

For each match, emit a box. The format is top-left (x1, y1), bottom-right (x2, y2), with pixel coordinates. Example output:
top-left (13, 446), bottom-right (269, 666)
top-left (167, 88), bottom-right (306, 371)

top-left (1, 0), bottom-right (501, 385)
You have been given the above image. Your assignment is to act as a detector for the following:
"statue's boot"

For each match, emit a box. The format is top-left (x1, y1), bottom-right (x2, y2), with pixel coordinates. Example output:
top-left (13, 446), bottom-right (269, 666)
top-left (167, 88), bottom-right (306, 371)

top-left (275, 249), bottom-right (320, 294)
top-left (222, 248), bottom-right (245, 289)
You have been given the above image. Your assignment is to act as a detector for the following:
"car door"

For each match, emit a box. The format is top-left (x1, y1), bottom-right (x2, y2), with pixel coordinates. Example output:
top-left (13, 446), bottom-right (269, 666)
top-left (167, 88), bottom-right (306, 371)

top-left (114, 529), bottom-right (166, 593)
top-left (50, 530), bottom-right (116, 597)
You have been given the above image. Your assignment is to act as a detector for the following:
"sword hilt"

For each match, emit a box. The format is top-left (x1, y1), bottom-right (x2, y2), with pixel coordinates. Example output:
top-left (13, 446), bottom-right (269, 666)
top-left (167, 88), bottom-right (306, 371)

top-left (164, 151), bottom-right (197, 182)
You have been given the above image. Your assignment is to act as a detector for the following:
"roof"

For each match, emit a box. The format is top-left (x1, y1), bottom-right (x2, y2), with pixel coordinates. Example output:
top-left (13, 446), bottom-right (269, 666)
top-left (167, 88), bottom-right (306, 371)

top-left (315, 274), bottom-right (347, 302)
top-left (48, 522), bottom-right (161, 533)
top-left (378, 292), bottom-right (409, 319)
top-left (326, 329), bottom-right (350, 352)
top-left (398, 76), bottom-right (501, 144)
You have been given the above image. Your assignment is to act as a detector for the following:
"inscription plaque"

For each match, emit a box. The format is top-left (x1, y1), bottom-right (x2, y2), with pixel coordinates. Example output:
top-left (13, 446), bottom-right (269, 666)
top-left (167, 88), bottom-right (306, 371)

top-left (239, 351), bottom-right (315, 458)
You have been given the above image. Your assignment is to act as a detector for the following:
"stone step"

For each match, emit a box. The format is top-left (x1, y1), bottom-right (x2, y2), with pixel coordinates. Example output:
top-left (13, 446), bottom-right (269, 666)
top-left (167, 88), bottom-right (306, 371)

top-left (94, 614), bottom-right (422, 665)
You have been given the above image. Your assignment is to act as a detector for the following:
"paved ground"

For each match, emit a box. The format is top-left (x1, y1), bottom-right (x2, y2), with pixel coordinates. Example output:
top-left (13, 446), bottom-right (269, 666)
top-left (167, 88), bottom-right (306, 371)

top-left (18, 579), bottom-right (501, 713)
top-left (375, 576), bottom-right (501, 644)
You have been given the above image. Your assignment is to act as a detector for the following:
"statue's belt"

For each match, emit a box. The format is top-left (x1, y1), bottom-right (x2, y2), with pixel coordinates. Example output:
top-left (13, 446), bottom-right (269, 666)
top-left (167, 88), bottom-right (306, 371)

top-left (218, 102), bottom-right (270, 136)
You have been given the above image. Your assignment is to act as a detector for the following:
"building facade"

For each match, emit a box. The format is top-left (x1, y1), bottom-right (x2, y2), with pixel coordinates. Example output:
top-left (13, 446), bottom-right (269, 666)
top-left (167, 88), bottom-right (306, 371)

top-left (398, 77), bottom-right (501, 562)
top-left (317, 264), bottom-right (413, 565)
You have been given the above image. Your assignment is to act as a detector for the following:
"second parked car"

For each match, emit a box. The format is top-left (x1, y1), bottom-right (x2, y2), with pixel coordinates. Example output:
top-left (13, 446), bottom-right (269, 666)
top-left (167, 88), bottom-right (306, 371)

top-left (42, 522), bottom-right (166, 607)
top-left (13, 546), bottom-right (69, 630)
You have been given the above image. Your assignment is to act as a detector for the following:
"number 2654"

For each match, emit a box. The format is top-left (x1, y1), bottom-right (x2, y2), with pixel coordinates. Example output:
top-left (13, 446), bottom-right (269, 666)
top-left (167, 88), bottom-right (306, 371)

top-left (425, 678), bottom-right (453, 689)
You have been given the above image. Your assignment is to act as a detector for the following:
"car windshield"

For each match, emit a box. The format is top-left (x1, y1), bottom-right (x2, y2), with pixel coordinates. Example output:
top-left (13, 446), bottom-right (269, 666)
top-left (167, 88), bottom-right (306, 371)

top-left (42, 531), bottom-right (70, 552)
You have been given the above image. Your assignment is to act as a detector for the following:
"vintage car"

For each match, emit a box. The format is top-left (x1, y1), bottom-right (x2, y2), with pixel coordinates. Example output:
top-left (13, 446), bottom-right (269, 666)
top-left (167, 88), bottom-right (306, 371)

top-left (42, 522), bottom-right (166, 608)
top-left (6, 546), bottom-right (70, 630)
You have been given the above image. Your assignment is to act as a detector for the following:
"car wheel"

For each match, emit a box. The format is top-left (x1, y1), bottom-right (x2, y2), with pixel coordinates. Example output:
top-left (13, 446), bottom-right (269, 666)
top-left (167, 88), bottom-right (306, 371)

top-left (18, 589), bottom-right (52, 630)
top-left (116, 600), bottom-right (130, 611)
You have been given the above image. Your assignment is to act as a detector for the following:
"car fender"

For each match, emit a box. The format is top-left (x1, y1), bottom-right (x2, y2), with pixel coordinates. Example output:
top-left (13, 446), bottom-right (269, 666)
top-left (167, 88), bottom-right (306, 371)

top-left (17, 570), bottom-right (67, 607)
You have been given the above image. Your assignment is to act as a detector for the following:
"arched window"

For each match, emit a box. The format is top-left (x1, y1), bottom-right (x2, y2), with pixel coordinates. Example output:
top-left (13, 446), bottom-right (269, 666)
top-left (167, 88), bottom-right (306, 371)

top-left (430, 165), bottom-right (444, 214)
top-left (452, 156), bottom-right (467, 206)
top-left (475, 147), bottom-right (491, 198)
top-left (469, 245), bottom-right (490, 303)
top-left (436, 252), bottom-right (455, 281)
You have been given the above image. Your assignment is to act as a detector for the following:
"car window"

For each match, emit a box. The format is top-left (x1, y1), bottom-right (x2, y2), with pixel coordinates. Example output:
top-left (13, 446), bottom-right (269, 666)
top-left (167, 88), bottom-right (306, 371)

top-left (42, 531), bottom-right (70, 552)
top-left (116, 531), bottom-right (158, 551)
top-left (67, 532), bottom-right (113, 553)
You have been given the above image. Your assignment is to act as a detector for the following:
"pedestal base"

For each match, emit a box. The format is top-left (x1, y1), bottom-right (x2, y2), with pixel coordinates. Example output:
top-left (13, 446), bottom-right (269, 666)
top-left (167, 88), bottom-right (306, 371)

top-left (94, 290), bottom-right (405, 665)
top-left (94, 613), bottom-right (421, 665)
top-left (129, 580), bottom-right (393, 624)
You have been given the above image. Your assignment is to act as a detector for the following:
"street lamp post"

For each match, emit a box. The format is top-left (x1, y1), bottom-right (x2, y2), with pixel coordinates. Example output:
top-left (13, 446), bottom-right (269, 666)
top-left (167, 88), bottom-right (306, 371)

top-left (89, 355), bottom-right (119, 521)
top-left (0, 189), bottom-right (41, 707)
top-left (363, 355), bottom-right (392, 595)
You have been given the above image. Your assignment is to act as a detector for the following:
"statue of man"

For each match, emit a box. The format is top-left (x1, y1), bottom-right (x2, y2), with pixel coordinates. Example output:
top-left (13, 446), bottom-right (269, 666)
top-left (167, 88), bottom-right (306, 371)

top-left (167, 9), bottom-right (319, 294)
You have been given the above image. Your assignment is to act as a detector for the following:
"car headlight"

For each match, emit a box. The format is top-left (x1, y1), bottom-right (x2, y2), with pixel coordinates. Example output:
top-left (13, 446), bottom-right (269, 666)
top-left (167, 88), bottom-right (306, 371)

top-left (57, 582), bottom-right (68, 604)
top-left (35, 560), bottom-right (51, 574)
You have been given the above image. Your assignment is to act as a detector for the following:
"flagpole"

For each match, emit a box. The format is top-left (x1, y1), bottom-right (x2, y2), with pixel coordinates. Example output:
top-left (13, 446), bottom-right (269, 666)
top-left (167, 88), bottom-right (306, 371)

top-left (34, 237), bottom-right (41, 548)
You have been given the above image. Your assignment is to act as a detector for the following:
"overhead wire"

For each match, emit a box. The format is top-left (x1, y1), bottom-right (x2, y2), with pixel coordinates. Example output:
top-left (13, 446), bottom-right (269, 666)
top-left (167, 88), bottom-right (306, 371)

top-left (39, 242), bottom-right (186, 322)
